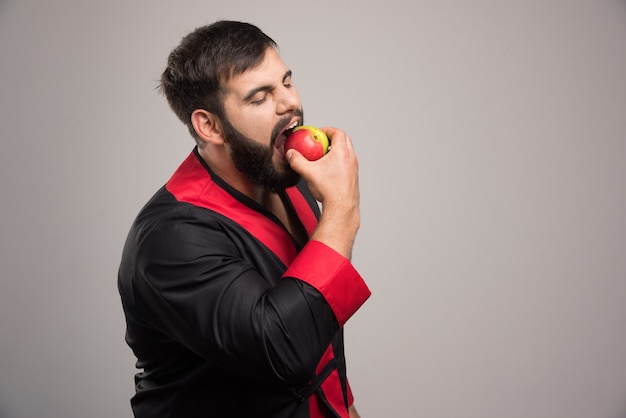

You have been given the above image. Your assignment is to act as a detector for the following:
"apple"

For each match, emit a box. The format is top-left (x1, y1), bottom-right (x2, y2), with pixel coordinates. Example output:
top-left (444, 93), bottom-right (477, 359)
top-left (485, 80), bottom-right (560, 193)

top-left (284, 126), bottom-right (329, 161)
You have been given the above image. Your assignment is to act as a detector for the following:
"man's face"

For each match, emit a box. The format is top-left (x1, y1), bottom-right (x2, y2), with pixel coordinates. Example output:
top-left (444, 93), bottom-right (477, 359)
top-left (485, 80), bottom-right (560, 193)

top-left (220, 47), bottom-right (304, 193)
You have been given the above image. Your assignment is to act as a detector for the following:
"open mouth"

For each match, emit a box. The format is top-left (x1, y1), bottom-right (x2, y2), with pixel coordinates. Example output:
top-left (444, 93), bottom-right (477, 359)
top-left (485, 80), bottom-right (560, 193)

top-left (275, 120), bottom-right (300, 156)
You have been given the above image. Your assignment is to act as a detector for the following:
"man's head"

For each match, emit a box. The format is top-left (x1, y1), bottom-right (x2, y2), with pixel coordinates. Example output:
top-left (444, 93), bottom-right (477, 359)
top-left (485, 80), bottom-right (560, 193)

top-left (160, 21), bottom-right (304, 192)
top-left (160, 21), bottom-right (277, 140)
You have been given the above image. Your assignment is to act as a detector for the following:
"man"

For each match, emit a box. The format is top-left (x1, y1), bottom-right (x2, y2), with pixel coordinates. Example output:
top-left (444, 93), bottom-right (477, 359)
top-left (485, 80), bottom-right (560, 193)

top-left (118, 20), bottom-right (371, 418)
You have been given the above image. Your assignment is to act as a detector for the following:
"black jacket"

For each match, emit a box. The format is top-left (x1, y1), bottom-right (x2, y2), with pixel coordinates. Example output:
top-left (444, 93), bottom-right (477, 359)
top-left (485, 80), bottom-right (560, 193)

top-left (118, 149), bottom-right (370, 417)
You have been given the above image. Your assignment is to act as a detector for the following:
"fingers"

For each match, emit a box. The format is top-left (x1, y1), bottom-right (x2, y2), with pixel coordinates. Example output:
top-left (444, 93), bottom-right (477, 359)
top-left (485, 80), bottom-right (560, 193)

top-left (321, 126), bottom-right (354, 156)
top-left (286, 126), bottom-right (359, 206)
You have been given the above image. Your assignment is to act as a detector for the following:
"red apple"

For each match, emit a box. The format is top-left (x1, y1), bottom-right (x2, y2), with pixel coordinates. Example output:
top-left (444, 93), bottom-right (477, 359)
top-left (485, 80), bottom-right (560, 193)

top-left (284, 126), bottom-right (329, 161)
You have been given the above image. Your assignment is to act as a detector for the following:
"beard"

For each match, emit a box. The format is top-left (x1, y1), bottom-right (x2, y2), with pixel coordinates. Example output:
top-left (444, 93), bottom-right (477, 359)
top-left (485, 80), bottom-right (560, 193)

top-left (221, 110), bottom-right (304, 193)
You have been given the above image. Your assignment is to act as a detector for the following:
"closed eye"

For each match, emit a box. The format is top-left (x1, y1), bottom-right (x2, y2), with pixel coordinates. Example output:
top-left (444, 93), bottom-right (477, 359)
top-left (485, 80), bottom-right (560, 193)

top-left (283, 70), bottom-right (293, 88)
top-left (251, 95), bottom-right (267, 105)
top-left (244, 70), bottom-right (294, 105)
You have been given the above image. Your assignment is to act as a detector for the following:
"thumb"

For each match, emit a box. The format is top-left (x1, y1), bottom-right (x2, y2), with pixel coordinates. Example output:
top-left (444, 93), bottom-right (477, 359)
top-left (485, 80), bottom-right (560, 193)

top-left (286, 149), bottom-right (307, 173)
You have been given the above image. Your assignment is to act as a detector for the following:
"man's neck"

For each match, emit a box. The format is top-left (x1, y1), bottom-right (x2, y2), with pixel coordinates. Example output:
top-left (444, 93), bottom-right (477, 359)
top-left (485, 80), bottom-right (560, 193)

top-left (197, 145), bottom-right (306, 244)
top-left (197, 144), bottom-right (270, 206)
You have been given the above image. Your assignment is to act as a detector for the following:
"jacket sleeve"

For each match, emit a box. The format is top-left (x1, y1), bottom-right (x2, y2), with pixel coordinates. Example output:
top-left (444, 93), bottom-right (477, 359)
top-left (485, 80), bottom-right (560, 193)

top-left (130, 215), bottom-right (370, 386)
top-left (282, 240), bottom-right (371, 327)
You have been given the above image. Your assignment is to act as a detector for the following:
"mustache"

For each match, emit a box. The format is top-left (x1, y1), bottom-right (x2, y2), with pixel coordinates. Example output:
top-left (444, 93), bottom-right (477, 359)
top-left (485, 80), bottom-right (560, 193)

top-left (271, 109), bottom-right (304, 146)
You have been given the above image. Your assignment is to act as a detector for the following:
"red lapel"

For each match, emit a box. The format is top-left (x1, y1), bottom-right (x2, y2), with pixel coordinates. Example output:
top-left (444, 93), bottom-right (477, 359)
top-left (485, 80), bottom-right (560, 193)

top-left (166, 151), bottom-right (318, 267)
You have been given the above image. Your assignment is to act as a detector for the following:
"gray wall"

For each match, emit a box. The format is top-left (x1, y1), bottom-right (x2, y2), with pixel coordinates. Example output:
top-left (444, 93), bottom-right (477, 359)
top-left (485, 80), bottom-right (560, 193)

top-left (1, 1), bottom-right (625, 417)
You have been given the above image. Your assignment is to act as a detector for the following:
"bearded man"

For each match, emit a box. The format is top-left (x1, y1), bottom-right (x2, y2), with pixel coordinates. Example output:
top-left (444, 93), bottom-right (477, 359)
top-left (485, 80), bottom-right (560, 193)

top-left (118, 20), bottom-right (370, 418)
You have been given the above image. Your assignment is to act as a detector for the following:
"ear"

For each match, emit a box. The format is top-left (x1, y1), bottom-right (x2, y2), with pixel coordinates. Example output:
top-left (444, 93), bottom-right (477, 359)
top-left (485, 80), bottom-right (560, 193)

top-left (191, 109), bottom-right (225, 145)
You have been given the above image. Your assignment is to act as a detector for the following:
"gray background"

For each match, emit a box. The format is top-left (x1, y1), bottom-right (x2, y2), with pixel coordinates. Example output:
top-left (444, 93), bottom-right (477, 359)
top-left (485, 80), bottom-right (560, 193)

top-left (1, 0), bottom-right (625, 417)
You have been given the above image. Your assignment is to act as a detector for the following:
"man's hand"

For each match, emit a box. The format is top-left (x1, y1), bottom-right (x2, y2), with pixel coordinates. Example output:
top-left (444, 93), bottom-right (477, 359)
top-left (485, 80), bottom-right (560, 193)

top-left (286, 127), bottom-right (360, 259)
top-left (349, 404), bottom-right (361, 418)
top-left (286, 126), bottom-right (359, 208)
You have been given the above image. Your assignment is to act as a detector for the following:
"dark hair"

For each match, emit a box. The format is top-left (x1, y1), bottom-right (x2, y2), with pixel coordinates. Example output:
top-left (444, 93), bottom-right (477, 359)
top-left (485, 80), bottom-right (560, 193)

top-left (159, 21), bottom-right (277, 141)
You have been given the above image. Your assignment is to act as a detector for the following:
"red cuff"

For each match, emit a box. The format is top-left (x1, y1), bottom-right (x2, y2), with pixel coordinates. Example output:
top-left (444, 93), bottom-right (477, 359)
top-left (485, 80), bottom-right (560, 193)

top-left (282, 240), bottom-right (371, 326)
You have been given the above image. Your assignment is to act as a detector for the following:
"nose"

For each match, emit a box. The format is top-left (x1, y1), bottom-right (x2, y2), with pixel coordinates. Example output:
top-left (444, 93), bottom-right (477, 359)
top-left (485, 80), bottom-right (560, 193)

top-left (276, 85), bottom-right (300, 115)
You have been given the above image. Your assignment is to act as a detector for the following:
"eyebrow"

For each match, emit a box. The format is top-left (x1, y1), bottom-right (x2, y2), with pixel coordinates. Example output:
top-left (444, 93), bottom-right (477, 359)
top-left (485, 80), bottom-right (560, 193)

top-left (242, 70), bottom-right (292, 102)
